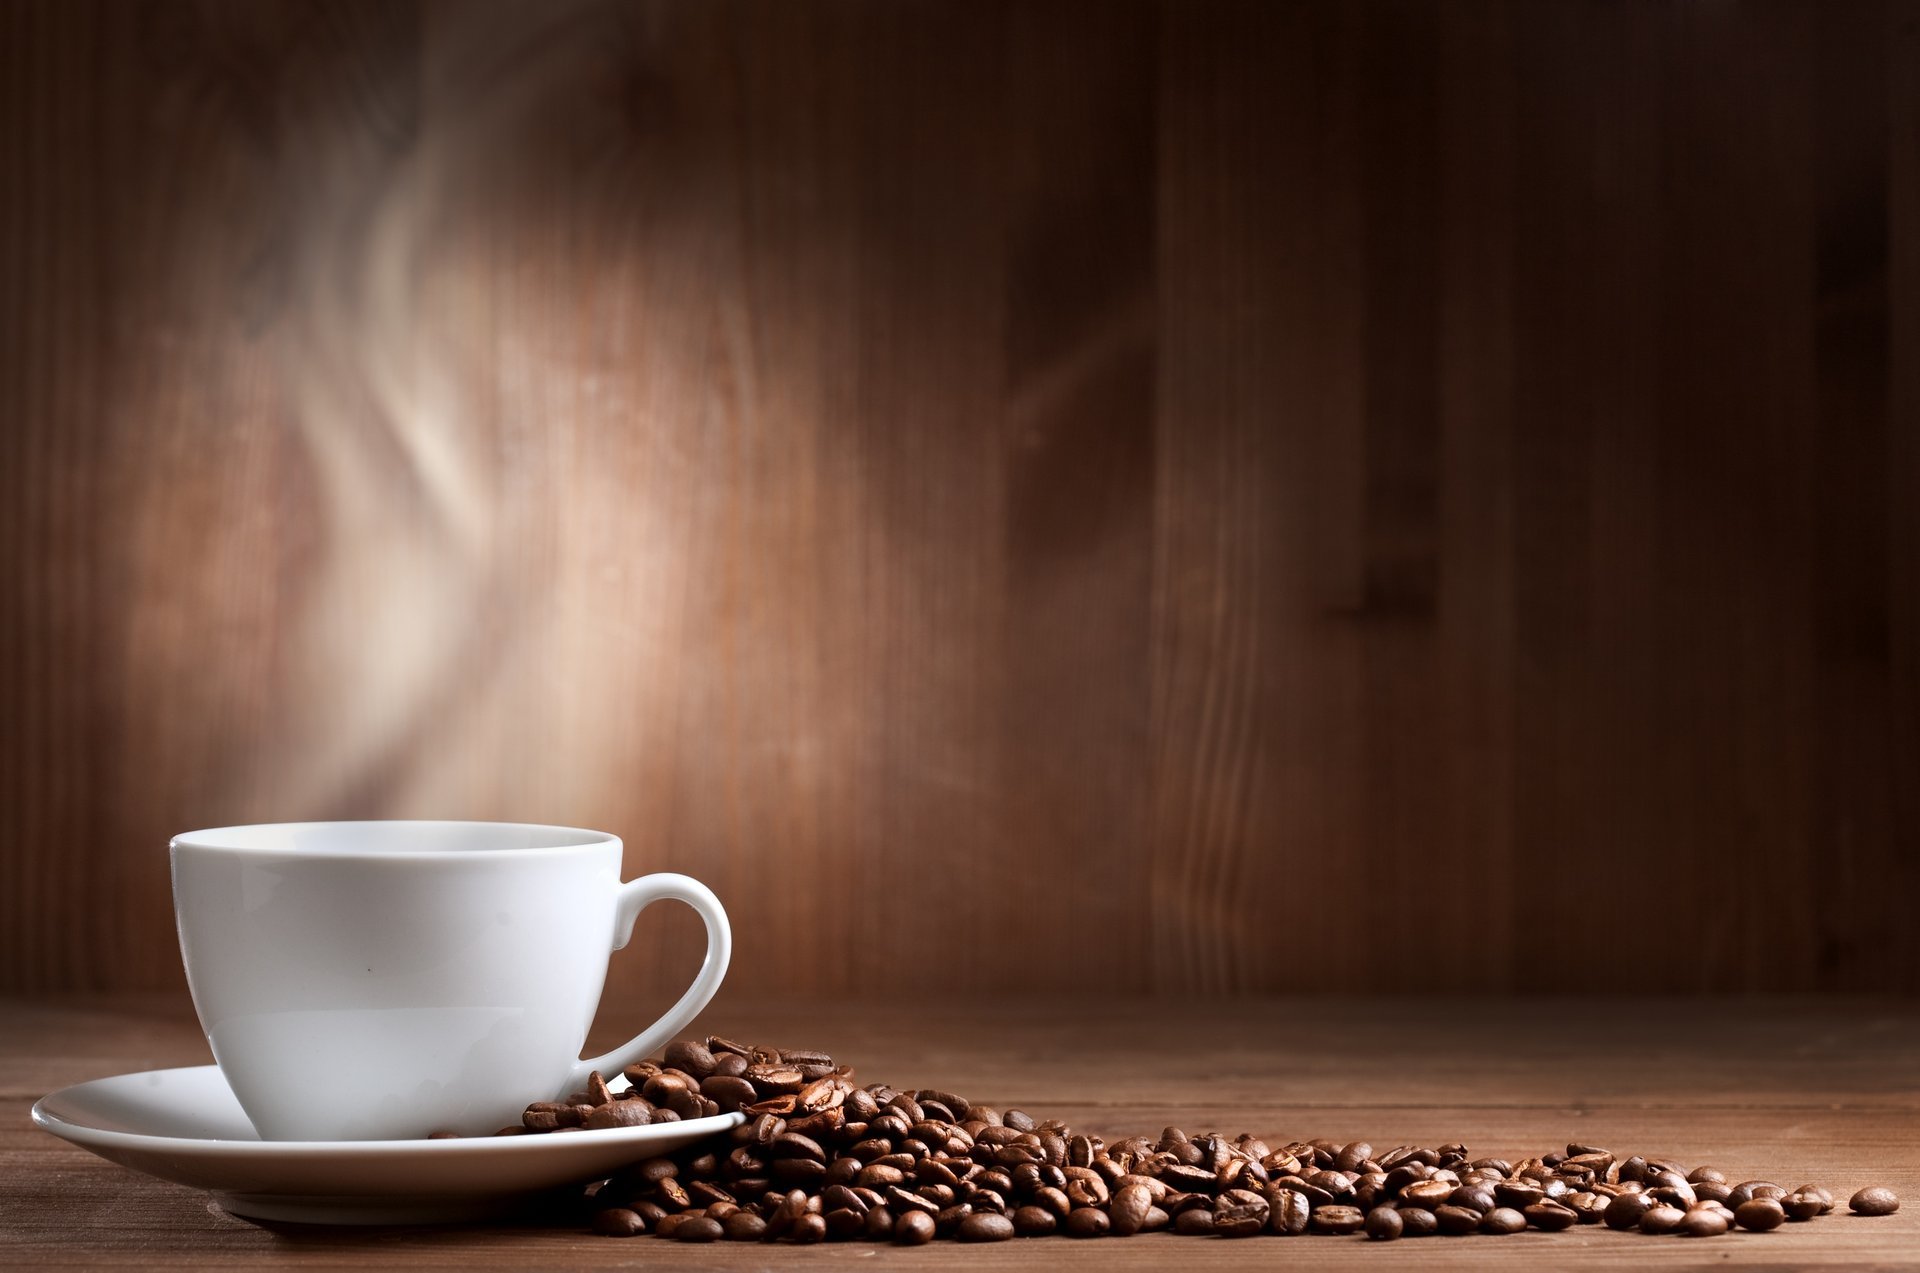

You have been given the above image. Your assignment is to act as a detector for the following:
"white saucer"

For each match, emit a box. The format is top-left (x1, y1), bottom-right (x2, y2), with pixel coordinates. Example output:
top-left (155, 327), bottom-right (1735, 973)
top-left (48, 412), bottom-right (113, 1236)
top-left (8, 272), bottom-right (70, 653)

top-left (31, 1065), bottom-right (745, 1225)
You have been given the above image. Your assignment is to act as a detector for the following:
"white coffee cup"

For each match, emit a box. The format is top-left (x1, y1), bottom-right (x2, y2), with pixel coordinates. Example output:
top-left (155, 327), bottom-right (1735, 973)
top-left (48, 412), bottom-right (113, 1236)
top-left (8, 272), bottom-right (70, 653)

top-left (170, 821), bottom-right (731, 1141)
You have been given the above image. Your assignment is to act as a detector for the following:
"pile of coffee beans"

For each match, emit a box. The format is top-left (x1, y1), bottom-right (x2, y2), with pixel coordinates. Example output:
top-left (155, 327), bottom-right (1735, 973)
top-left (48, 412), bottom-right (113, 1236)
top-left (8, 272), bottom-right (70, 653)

top-left (481, 1038), bottom-right (1900, 1244)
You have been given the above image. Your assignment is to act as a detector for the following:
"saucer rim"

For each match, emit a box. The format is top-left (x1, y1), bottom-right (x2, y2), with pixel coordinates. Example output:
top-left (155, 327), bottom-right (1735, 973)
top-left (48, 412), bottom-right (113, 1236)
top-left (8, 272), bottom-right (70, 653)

top-left (31, 1064), bottom-right (745, 1155)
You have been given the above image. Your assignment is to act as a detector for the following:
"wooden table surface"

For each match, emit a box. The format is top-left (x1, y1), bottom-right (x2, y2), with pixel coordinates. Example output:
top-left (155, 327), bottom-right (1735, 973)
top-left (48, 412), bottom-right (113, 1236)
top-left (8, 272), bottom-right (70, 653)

top-left (5, 995), bottom-right (1918, 1269)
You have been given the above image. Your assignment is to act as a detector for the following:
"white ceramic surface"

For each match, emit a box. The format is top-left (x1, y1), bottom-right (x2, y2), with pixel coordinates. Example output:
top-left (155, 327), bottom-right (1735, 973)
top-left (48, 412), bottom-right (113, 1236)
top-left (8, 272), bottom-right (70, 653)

top-left (171, 821), bottom-right (731, 1140)
top-left (31, 1064), bottom-right (744, 1224)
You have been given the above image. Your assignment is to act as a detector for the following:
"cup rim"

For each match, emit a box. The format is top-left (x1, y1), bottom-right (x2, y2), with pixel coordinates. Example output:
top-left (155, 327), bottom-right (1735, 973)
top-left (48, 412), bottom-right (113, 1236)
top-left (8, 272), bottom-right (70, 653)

top-left (170, 820), bottom-right (620, 860)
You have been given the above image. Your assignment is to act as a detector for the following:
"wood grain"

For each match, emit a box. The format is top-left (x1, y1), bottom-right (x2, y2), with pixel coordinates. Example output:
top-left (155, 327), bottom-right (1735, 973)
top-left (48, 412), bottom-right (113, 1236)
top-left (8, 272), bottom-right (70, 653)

top-left (2, 0), bottom-right (1917, 999)
top-left (5, 995), bottom-right (1919, 1266)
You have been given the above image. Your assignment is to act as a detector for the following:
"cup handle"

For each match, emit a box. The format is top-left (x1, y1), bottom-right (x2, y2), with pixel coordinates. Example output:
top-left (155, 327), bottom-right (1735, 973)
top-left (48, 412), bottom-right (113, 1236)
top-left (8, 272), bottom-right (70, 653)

top-left (565, 872), bottom-right (731, 1093)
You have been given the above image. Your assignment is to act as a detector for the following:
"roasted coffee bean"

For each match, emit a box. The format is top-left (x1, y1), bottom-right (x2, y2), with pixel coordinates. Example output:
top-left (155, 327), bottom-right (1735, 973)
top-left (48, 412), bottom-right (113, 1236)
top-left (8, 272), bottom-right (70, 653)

top-left (887, 1186), bottom-right (936, 1216)
top-left (675, 1216), bottom-right (723, 1243)
top-left (1215, 1200), bottom-right (1267, 1238)
top-left (1782, 1185), bottom-right (1832, 1220)
top-left (1735, 1197), bottom-right (1787, 1231)
top-left (1850, 1186), bottom-right (1900, 1216)
top-left (664, 1041), bottom-right (717, 1080)
top-left (1450, 1184), bottom-right (1497, 1214)
top-left (590, 1208), bottom-right (645, 1237)
top-left (685, 1180), bottom-right (735, 1209)
top-left (1268, 1188), bottom-right (1310, 1235)
top-left (581, 1098), bottom-right (652, 1131)
top-left (771, 1158), bottom-right (826, 1187)
top-left (1692, 1179), bottom-right (1731, 1204)
top-left (1010, 1205), bottom-right (1056, 1236)
top-left (1648, 1181), bottom-right (1696, 1210)
top-left (1365, 1205), bottom-right (1403, 1240)
top-left (857, 1162), bottom-right (905, 1190)
top-left (1336, 1140), bottom-right (1373, 1172)
top-left (1639, 1205), bottom-right (1686, 1235)
top-left (1401, 1179), bottom-right (1455, 1210)
top-left (1565, 1192), bottom-right (1608, 1223)
top-left (1309, 1204), bottom-right (1364, 1235)
top-left (747, 1064), bottom-right (807, 1097)
top-left (1480, 1207), bottom-right (1526, 1235)
top-left (894, 1210), bottom-right (935, 1245)
top-left (1173, 1208), bottom-right (1214, 1236)
top-left (819, 1184), bottom-right (865, 1215)
top-left (1159, 1163), bottom-right (1218, 1194)
top-left (1525, 1199), bottom-right (1578, 1231)
top-left (1725, 1180), bottom-right (1785, 1209)
top-left (651, 1213), bottom-right (689, 1239)
top-left (1605, 1190), bottom-right (1656, 1230)
top-left (1063, 1171), bottom-right (1109, 1208)
top-left (787, 1213), bottom-right (827, 1244)
top-left (723, 1211), bottom-right (765, 1241)
top-left (1677, 1208), bottom-right (1728, 1237)
top-left (1064, 1207), bottom-right (1110, 1238)
top-left (701, 1075), bottom-right (757, 1112)
top-left (1110, 1183), bottom-right (1153, 1236)
top-left (770, 1131), bottom-right (825, 1161)
top-left (1434, 1203), bottom-right (1483, 1236)
top-left (800, 1076), bottom-right (853, 1114)
top-left (1495, 1180), bottom-right (1543, 1209)
top-left (521, 1102), bottom-right (576, 1132)
top-left (956, 1212), bottom-right (1014, 1242)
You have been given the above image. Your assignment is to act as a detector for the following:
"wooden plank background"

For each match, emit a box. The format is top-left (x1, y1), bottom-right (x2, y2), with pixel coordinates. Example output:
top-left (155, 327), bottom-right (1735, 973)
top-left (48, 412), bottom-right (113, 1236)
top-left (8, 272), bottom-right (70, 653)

top-left (1, 0), bottom-right (1915, 1000)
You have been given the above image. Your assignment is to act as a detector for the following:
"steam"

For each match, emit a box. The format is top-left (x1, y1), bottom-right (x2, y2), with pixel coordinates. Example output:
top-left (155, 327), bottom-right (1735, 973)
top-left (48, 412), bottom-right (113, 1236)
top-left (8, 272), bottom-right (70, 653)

top-left (271, 4), bottom-right (610, 815)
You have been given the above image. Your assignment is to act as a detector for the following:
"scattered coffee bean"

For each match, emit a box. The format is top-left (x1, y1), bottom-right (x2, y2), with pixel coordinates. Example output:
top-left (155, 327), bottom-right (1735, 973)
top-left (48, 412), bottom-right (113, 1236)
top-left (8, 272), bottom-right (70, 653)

top-left (1850, 1186), bottom-right (1900, 1216)
top-left (1691, 1178), bottom-right (1732, 1204)
top-left (1782, 1185), bottom-right (1831, 1220)
top-left (539, 1037), bottom-right (1892, 1247)
top-left (1725, 1180), bottom-right (1785, 1209)
top-left (1015, 1204), bottom-right (1059, 1236)
top-left (1309, 1204), bottom-right (1366, 1235)
top-left (676, 1215), bottom-right (723, 1243)
top-left (1640, 1204), bottom-right (1686, 1234)
top-left (957, 1212), bottom-right (1014, 1242)
top-left (894, 1210), bottom-right (935, 1245)
top-left (590, 1207), bottom-right (645, 1237)
top-left (1481, 1206), bottom-right (1526, 1235)
top-left (1214, 1196), bottom-right (1267, 1238)
top-left (1525, 1199), bottom-right (1578, 1231)
top-left (1735, 1197), bottom-right (1787, 1231)
top-left (1605, 1191), bottom-right (1657, 1230)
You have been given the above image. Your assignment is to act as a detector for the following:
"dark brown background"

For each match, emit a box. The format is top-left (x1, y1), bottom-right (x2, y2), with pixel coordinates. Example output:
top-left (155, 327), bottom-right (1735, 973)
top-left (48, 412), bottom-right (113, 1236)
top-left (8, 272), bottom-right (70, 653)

top-left (2, 0), bottom-right (1915, 1004)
